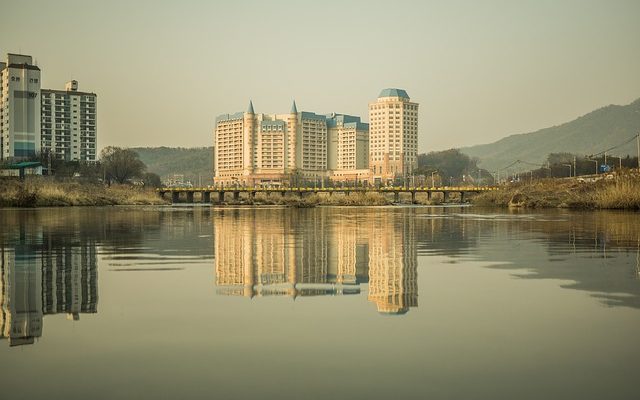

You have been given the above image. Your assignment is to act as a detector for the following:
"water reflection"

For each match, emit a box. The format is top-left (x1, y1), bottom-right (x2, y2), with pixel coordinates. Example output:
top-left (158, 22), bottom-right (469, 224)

top-left (0, 235), bottom-right (98, 347)
top-left (214, 208), bottom-right (418, 314)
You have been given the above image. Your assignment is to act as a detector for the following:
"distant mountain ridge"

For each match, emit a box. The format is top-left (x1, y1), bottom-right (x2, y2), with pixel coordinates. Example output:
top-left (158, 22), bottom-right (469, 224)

top-left (132, 146), bottom-right (213, 184)
top-left (460, 98), bottom-right (640, 172)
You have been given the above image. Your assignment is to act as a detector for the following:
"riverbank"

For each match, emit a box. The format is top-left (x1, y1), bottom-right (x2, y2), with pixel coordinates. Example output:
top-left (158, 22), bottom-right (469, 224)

top-left (0, 178), bottom-right (168, 207)
top-left (472, 173), bottom-right (640, 209)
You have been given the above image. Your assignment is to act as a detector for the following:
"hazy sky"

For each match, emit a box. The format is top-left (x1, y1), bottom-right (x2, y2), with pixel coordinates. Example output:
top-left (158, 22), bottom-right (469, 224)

top-left (1, 0), bottom-right (639, 152)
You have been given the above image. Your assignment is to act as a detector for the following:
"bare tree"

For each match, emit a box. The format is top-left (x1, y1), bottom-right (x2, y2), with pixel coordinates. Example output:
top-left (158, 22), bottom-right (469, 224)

top-left (100, 146), bottom-right (146, 184)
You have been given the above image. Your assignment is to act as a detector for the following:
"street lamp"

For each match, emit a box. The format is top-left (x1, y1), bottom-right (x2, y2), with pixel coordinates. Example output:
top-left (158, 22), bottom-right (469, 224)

top-left (586, 158), bottom-right (598, 175)
top-left (431, 170), bottom-right (437, 188)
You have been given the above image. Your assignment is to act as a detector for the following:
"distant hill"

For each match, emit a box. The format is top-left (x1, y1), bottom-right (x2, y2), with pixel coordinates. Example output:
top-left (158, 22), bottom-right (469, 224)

top-left (132, 146), bottom-right (213, 185)
top-left (460, 98), bottom-right (640, 172)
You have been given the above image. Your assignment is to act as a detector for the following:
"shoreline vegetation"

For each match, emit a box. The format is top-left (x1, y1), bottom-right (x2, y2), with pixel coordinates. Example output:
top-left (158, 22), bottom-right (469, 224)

top-left (0, 178), bottom-right (167, 207)
top-left (2, 173), bottom-right (639, 209)
top-left (471, 172), bottom-right (640, 210)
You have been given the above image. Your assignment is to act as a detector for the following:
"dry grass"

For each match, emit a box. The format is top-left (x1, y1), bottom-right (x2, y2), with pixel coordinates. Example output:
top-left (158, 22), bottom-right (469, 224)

top-left (0, 177), bottom-right (168, 207)
top-left (472, 172), bottom-right (640, 210)
top-left (594, 175), bottom-right (640, 210)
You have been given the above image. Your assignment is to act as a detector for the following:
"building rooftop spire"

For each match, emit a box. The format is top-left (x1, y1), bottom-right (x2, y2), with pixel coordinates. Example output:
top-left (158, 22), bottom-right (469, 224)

top-left (290, 100), bottom-right (298, 114)
top-left (247, 100), bottom-right (255, 114)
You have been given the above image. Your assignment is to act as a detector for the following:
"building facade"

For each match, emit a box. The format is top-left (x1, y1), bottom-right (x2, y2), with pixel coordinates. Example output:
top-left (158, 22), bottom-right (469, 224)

top-left (214, 88), bottom-right (418, 186)
top-left (369, 88), bottom-right (419, 183)
top-left (327, 113), bottom-right (370, 182)
top-left (215, 101), bottom-right (337, 186)
top-left (0, 53), bottom-right (97, 163)
top-left (41, 80), bottom-right (97, 162)
top-left (0, 54), bottom-right (42, 160)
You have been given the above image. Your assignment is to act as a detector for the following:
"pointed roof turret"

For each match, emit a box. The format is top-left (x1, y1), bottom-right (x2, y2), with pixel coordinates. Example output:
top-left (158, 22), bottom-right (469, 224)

top-left (290, 100), bottom-right (298, 114)
top-left (247, 100), bottom-right (255, 114)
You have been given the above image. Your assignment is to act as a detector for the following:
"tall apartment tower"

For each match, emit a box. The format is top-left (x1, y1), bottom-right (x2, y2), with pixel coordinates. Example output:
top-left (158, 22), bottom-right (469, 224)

top-left (368, 88), bottom-right (419, 183)
top-left (0, 54), bottom-right (42, 160)
top-left (41, 80), bottom-right (97, 161)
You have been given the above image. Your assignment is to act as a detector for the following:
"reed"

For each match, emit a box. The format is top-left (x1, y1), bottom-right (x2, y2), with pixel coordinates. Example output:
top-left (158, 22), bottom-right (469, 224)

top-left (594, 175), bottom-right (640, 210)
top-left (472, 172), bottom-right (640, 209)
top-left (0, 177), bottom-right (168, 207)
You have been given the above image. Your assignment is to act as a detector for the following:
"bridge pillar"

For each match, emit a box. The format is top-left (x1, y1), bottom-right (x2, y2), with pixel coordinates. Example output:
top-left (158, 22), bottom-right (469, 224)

top-left (171, 191), bottom-right (180, 203)
top-left (159, 191), bottom-right (166, 199)
top-left (233, 191), bottom-right (240, 201)
top-left (186, 192), bottom-right (194, 203)
top-left (427, 191), bottom-right (432, 201)
top-left (460, 192), bottom-right (465, 203)
top-left (218, 191), bottom-right (225, 203)
top-left (443, 192), bottom-right (449, 202)
top-left (411, 191), bottom-right (416, 204)
top-left (345, 191), bottom-right (350, 196)
top-left (249, 191), bottom-right (255, 203)
top-left (281, 191), bottom-right (286, 197)
top-left (394, 192), bottom-right (399, 203)
top-left (297, 191), bottom-right (303, 198)
top-left (202, 192), bottom-right (211, 203)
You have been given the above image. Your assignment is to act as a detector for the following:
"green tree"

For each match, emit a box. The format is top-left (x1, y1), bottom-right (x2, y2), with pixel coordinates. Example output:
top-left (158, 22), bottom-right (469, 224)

top-left (100, 147), bottom-right (146, 184)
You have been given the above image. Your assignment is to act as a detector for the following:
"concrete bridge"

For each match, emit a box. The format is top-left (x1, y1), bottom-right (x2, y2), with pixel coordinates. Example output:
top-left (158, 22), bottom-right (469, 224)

top-left (157, 186), bottom-right (498, 204)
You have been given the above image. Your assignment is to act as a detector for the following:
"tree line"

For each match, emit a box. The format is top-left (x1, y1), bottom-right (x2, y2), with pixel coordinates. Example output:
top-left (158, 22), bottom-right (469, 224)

top-left (2, 147), bottom-right (163, 187)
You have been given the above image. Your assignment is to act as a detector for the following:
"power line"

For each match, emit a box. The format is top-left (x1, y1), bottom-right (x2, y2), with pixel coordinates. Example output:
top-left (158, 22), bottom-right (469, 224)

top-left (589, 134), bottom-right (639, 157)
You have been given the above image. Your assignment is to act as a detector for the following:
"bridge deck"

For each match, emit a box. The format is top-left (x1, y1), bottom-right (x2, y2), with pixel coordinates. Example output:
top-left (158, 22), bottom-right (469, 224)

top-left (158, 186), bottom-right (498, 193)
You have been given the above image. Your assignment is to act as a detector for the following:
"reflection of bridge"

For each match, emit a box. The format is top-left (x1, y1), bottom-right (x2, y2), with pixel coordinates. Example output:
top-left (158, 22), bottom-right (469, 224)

top-left (158, 186), bottom-right (498, 203)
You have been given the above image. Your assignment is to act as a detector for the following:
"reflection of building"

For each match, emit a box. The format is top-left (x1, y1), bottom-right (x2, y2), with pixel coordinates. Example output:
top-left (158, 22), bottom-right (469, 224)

top-left (215, 209), bottom-right (334, 298)
top-left (0, 245), bottom-right (42, 346)
top-left (213, 209), bottom-right (418, 314)
top-left (0, 238), bottom-right (98, 347)
top-left (41, 238), bottom-right (99, 320)
top-left (367, 212), bottom-right (417, 314)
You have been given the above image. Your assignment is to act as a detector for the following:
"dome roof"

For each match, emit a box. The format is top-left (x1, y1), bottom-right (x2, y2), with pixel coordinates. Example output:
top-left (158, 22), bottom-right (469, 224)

top-left (378, 88), bottom-right (409, 99)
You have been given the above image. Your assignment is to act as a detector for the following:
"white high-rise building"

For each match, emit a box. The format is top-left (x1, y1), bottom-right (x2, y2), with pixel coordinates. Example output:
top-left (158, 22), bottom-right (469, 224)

top-left (41, 80), bottom-right (97, 161)
top-left (1, 53), bottom-right (98, 163)
top-left (0, 54), bottom-right (41, 160)
top-left (369, 88), bottom-right (419, 183)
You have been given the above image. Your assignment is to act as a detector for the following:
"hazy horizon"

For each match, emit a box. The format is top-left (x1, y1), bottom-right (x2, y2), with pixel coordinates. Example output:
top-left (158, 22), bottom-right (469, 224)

top-left (2, 0), bottom-right (639, 153)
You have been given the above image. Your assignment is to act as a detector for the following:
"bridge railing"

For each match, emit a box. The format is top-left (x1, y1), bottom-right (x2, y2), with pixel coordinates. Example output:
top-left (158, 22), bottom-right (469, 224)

top-left (157, 186), bottom-right (499, 192)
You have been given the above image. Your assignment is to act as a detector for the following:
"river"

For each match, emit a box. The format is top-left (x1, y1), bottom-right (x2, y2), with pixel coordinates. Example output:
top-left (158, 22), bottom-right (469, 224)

top-left (1, 206), bottom-right (639, 399)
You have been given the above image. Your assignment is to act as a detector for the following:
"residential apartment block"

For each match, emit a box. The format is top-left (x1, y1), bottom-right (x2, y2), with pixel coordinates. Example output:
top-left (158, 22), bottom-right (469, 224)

top-left (213, 88), bottom-right (417, 186)
top-left (41, 80), bottom-right (98, 162)
top-left (0, 53), bottom-right (97, 163)
top-left (0, 54), bottom-right (42, 160)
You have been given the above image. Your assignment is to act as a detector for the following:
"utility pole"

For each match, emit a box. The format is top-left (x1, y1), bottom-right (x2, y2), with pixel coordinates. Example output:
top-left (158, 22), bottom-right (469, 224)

top-left (637, 133), bottom-right (640, 169)
top-left (573, 156), bottom-right (577, 177)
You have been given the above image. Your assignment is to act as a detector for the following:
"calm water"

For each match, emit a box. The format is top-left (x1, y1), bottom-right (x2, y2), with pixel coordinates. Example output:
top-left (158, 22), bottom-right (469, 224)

top-left (1, 206), bottom-right (639, 399)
